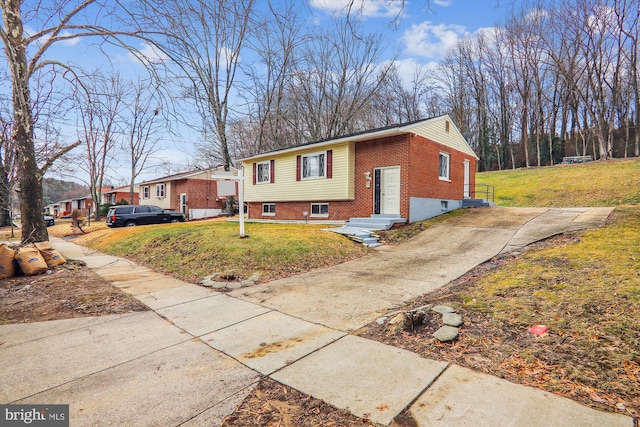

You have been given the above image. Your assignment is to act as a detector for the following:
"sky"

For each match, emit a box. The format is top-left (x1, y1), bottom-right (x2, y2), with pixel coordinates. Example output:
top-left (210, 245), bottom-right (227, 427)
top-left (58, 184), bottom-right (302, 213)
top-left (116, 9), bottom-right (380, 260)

top-left (35, 0), bottom-right (512, 186)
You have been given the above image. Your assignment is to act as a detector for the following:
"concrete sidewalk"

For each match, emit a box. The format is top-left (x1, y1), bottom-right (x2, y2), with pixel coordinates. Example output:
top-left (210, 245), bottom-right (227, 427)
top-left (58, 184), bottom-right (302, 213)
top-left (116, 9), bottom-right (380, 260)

top-left (1, 207), bottom-right (633, 426)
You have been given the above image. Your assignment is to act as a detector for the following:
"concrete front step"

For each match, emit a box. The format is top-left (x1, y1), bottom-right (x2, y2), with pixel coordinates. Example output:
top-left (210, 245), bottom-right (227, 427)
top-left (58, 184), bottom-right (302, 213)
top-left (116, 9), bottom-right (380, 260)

top-left (462, 198), bottom-right (494, 208)
top-left (345, 215), bottom-right (406, 231)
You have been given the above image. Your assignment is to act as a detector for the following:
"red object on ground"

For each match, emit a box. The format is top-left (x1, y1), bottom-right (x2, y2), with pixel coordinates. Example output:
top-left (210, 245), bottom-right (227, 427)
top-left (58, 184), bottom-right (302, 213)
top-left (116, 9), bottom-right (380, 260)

top-left (528, 324), bottom-right (548, 335)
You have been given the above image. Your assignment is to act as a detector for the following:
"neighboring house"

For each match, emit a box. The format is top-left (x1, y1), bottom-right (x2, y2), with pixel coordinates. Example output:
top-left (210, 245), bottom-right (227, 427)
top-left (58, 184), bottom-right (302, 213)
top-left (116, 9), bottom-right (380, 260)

top-left (45, 186), bottom-right (132, 218)
top-left (241, 115), bottom-right (478, 224)
top-left (138, 167), bottom-right (238, 220)
top-left (102, 185), bottom-right (139, 206)
top-left (47, 196), bottom-right (94, 217)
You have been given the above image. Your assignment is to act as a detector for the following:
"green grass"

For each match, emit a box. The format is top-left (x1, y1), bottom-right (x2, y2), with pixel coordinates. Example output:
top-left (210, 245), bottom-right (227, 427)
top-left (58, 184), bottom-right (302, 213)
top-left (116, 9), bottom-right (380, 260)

top-left (86, 220), bottom-right (371, 283)
top-left (477, 158), bottom-right (640, 207)
top-left (458, 206), bottom-right (640, 412)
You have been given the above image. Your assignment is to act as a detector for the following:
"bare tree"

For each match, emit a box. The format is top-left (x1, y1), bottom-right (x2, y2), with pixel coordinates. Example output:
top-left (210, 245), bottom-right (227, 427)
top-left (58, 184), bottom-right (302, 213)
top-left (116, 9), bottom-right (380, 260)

top-left (239, 0), bottom-right (304, 154)
top-left (75, 72), bottom-right (126, 220)
top-left (124, 78), bottom-right (162, 204)
top-left (290, 18), bottom-right (395, 141)
top-left (0, 115), bottom-right (15, 227)
top-left (0, 0), bottom-right (156, 242)
top-left (135, 0), bottom-right (256, 171)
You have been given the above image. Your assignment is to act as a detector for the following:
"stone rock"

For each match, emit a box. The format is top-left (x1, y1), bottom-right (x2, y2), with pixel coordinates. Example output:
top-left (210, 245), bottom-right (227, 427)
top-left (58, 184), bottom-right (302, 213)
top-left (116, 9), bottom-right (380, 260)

top-left (200, 276), bottom-right (228, 289)
top-left (414, 304), bottom-right (433, 313)
top-left (239, 273), bottom-right (261, 287)
top-left (388, 313), bottom-right (405, 325)
top-left (442, 313), bottom-right (463, 327)
top-left (433, 325), bottom-right (459, 342)
top-left (226, 281), bottom-right (242, 289)
top-left (376, 317), bottom-right (388, 325)
top-left (432, 305), bottom-right (456, 314)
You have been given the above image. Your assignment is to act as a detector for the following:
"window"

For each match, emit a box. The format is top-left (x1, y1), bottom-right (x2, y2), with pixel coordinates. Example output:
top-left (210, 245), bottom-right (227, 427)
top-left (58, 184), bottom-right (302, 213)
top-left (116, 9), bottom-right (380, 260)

top-left (296, 150), bottom-right (332, 181)
top-left (441, 200), bottom-right (449, 210)
top-left (156, 183), bottom-right (166, 198)
top-left (142, 186), bottom-right (150, 199)
top-left (256, 161), bottom-right (271, 184)
top-left (303, 152), bottom-right (325, 179)
top-left (262, 203), bottom-right (276, 216)
top-left (439, 152), bottom-right (450, 180)
top-left (310, 203), bottom-right (329, 218)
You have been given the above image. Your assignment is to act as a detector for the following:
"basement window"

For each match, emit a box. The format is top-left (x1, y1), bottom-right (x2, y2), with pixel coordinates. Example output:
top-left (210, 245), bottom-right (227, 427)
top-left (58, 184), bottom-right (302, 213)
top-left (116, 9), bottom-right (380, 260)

top-left (310, 203), bottom-right (329, 218)
top-left (441, 200), bottom-right (449, 210)
top-left (262, 203), bottom-right (276, 216)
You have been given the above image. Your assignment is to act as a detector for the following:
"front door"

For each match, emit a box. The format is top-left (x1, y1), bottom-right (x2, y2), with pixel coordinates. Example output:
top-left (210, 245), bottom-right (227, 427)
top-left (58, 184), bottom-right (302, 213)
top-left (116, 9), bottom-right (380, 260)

top-left (374, 167), bottom-right (400, 215)
top-left (180, 193), bottom-right (187, 215)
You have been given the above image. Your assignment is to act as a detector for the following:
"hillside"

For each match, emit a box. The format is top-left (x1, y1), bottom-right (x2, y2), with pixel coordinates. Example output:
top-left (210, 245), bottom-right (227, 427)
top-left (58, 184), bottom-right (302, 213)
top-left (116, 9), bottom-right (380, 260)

top-left (42, 178), bottom-right (89, 206)
top-left (477, 158), bottom-right (640, 207)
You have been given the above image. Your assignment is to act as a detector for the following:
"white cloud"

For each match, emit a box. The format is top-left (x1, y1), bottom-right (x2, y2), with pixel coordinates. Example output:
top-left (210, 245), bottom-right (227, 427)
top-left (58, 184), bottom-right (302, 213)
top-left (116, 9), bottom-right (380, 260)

top-left (127, 42), bottom-right (167, 64)
top-left (402, 21), bottom-right (468, 60)
top-left (56, 30), bottom-right (82, 47)
top-left (310, 0), bottom-right (402, 18)
top-left (433, 0), bottom-right (452, 6)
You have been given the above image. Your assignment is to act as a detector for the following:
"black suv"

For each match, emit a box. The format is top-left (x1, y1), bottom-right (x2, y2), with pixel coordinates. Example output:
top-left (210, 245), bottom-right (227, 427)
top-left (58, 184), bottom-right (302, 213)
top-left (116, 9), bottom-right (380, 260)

top-left (106, 205), bottom-right (185, 228)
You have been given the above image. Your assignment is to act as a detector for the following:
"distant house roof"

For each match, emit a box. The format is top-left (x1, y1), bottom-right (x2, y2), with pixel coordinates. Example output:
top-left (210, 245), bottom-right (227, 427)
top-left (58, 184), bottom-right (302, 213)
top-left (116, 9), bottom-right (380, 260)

top-left (241, 114), bottom-right (478, 161)
top-left (138, 166), bottom-right (238, 186)
top-left (102, 185), bottom-right (138, 194)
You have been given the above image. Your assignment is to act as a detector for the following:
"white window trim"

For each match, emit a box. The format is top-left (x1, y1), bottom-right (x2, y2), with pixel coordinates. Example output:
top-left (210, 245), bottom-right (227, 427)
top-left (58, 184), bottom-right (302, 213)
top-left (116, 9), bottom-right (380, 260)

top-left (439, 152), bottom-right (451, 181)
top-left (256, 161), bottom-right (271, 184)
top-left (262, 203), bottom-right (276, 217)
top-left (156, 183), bottom-right (166, 198)
top-left (302, 151), bottom-right (326, 180)
top-left (310, 203), bottom-right (329, 218)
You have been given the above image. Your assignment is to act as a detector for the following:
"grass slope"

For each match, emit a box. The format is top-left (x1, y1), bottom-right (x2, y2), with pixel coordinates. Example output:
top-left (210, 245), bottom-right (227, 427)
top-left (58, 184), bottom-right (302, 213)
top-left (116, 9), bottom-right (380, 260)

top-left (477, 158), bottom-right (640, 207)
top-left (80, 220), bottom-right (371, 283)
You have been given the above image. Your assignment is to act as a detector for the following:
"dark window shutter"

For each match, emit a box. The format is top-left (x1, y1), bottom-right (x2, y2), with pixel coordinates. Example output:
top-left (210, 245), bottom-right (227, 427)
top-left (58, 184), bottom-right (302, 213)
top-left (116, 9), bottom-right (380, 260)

top-left (326, 150), bottom-right (333, 179)
top-left (270, 159), bottom-right (275, 183)
top-left (296, 155), bottom-right (301, 181)
top-left (252, 163), bottom-right (256, 185)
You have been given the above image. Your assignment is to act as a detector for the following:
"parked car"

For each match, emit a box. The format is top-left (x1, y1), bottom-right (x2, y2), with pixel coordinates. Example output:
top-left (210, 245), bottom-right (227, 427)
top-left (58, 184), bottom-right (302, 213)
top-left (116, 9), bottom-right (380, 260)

top-left (106, 205), bottom-right (185, 228)
top-left (44, 215), bottom-right (55, 227)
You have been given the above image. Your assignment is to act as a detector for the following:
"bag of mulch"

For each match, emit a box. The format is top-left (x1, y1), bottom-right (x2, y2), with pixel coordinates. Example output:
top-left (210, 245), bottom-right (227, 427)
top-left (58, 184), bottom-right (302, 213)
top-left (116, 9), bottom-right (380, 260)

top-left (0, 243), bottom-right (16, 279)
top-left (34, 241), bottom-right (67, 267)
top-left (15, 244), bottom-right (48, 276)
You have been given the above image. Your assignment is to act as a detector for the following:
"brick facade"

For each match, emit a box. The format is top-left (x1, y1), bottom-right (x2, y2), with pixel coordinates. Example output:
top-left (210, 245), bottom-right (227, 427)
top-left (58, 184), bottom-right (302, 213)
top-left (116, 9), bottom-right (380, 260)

top-left (173, 179), bottom-right (229, 213)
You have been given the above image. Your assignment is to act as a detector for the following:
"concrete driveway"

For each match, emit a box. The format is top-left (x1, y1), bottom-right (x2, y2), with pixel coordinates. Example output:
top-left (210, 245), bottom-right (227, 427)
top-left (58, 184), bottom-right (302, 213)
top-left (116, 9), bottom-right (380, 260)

top-left (230, 207), bottom-right (615, 331)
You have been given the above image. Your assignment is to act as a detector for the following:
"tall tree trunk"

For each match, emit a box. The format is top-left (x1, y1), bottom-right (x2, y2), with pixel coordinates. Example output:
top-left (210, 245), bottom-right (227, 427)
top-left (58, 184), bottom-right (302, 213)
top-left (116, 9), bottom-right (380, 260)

top-left (3, 1), bottom-right (48, 243)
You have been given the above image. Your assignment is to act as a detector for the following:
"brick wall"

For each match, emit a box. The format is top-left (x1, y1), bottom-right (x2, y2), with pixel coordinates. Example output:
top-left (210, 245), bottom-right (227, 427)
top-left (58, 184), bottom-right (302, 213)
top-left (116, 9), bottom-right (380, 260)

top-left (408, 134), bottom-right (476, 200)
top-left (174, 179), bottom-right (228, 212)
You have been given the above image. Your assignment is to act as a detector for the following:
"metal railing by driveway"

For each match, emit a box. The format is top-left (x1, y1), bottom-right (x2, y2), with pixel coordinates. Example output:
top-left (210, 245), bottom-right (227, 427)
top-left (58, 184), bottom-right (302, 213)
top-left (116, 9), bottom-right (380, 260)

top-left (465, 184), bottom-right (495, 203)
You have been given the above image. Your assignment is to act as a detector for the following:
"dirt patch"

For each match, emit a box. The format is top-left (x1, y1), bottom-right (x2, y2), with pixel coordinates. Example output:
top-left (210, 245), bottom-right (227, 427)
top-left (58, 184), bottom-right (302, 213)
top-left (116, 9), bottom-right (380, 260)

top-left (222, 377), bottom-right (377, 427)
top-left (0, 260), bottom-right (148, 324)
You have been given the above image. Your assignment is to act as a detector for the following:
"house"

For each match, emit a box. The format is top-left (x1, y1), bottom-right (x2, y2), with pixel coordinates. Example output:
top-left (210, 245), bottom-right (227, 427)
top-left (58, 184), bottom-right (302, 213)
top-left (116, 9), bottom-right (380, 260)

top-left (138, 167), bottom-right (238, 220)
top-left (102, 185), bottom-right (139, 206)
top-left (241, 115), bottom-right (478, 224)
top-left (46, 196), bottom-right (94, 218)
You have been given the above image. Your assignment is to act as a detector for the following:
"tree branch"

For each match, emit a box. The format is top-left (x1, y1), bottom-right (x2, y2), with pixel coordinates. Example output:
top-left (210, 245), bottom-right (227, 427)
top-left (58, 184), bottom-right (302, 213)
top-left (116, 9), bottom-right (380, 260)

top-left (39, 139), bottom-right (83, 175)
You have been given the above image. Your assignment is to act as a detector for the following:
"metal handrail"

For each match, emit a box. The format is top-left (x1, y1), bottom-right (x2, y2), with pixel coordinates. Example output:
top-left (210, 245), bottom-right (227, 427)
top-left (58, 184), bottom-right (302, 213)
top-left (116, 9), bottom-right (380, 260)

top-left (465, 184), bottom-right (495, 203)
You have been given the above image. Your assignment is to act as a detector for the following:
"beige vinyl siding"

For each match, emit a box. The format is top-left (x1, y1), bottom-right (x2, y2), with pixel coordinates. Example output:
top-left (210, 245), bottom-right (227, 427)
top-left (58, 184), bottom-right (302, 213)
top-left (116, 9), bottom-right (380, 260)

top-left (411, 118), bottom-right (478, 158)
top-left (243, 142), bottom-right (354, 202)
